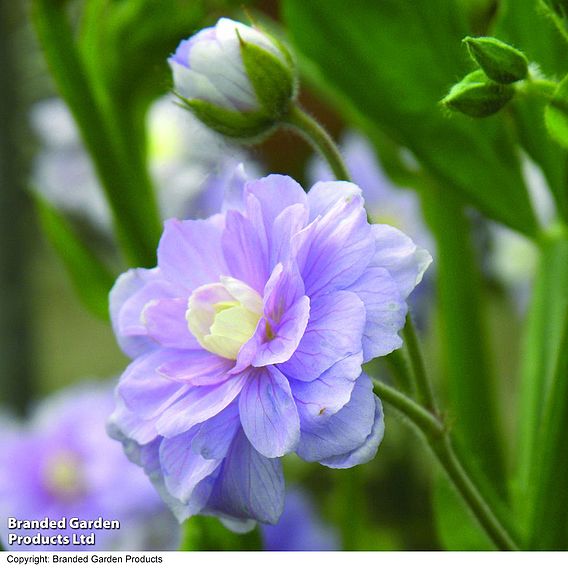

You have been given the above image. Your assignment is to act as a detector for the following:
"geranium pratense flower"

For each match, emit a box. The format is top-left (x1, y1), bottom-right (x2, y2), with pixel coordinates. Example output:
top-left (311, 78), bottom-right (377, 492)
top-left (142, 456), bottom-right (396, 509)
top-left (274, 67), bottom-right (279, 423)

top-left (0, 383), bottom-right (179, 551)
top-left (109, 174), bottom-right (431, 529)
top-left (169, 18), bottom-right (296, 139)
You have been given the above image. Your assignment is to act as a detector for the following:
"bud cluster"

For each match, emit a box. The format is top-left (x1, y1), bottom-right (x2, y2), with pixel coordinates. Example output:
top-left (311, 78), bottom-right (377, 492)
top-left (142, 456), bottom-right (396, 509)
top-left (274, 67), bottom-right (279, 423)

top-left (442, 36), bottom-right (528, 118)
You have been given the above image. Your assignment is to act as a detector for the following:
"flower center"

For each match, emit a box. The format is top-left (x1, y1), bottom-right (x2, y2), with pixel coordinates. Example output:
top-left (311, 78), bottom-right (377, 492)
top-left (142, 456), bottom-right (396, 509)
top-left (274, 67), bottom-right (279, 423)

top-left (43, 450), bottom-right (84, 500)
top-left (186, 276), bottom-right (263, 360)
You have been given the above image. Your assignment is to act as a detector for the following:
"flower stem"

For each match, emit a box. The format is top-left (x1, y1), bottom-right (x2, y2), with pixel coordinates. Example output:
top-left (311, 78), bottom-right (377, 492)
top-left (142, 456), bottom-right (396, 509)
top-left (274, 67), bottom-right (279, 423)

top-left (519, 77), bottom-right (557, 101)
top-left (403, 316), bottom-right (438, 413)
top-left (283, 105), bottom-right (351, 181)
top-left (383, 349), bottom-right (415, 395)
top-left (373, 379), bottom-right (519, 551)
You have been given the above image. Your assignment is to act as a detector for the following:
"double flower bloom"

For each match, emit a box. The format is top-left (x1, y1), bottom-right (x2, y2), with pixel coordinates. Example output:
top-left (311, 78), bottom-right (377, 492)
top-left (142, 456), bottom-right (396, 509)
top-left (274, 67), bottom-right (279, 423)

top-left (109, 174), bottom-right (431, 528)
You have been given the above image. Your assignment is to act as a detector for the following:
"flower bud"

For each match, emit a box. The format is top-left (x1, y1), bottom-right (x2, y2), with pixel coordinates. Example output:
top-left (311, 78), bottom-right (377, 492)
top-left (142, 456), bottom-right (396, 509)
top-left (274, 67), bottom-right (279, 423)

top-left (442, 71), bottom-right (515, 117)
top-left (169, 18), bottom-right (296, 140)
top-left (463, 36), bottom-right (528, 84)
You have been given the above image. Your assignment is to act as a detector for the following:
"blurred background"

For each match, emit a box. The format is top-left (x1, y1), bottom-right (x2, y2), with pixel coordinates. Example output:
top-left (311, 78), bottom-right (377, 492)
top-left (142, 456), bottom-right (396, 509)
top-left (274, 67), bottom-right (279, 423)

top-left (2, 0), bottom-right (563, 551)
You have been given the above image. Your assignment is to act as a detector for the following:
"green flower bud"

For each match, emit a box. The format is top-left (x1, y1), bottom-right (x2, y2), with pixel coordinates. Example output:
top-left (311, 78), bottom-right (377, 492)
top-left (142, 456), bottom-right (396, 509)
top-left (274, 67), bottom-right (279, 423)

top-left (463, 36), bottom-right (529, 84)
top-left (442, 73), bottom-right (515, 117)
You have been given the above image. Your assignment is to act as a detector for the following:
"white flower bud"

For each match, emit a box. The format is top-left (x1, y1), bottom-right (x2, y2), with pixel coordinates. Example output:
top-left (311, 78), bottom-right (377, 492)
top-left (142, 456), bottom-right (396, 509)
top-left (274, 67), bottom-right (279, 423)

top-left (169, 18), bottom-right (296, 139)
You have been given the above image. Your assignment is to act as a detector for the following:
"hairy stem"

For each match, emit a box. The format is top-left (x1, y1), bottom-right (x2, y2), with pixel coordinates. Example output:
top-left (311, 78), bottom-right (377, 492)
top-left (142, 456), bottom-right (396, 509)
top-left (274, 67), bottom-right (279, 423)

top-left (403, 316), bottom-right (438, 413)
top-left (283, 104), bottom-right (350, 181)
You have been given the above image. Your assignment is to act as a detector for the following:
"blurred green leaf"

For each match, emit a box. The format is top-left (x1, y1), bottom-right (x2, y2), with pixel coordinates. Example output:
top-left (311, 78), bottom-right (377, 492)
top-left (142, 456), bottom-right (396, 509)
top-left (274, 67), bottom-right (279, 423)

top-left (515, 229), bottom-right (568, 547)
top-left (78, 0), bottom-right (209, 246)
top-left (31, 0), bottom-right (162, 267)
top-left (282, 0), bottom-right (537, 236)
top-left (433, 473), bottom-right (494, 550)
top-left (181, 517), bottom-right (262, 550)
top-left (526, 290), bottom-right (568, 549)
top-left (421, 188), bottom-right (506, 498)
top-left (80, 0), bottom-right (207, 105)
top-left (539, 0), bottom-right (568, 44)
top-left (34, 194), bottom-right (115, 321)
top-left (493, 0), bottom-right (568, 221)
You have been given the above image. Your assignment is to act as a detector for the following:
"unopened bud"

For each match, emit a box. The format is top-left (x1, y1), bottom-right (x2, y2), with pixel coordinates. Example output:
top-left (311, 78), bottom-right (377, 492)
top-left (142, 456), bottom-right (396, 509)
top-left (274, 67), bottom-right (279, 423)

top-left (442, 72), bottom-right (515, 117)
top-left (463, 36), bottom-right (528, 84)
top-left (169, 18), bottom-right (296, 140)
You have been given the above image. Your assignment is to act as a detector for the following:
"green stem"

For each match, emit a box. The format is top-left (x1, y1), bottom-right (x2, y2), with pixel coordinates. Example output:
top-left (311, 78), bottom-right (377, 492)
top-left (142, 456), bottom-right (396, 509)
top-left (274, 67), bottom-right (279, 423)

top-left (373, 380), bottom-right (519, 551)
top-left (31, 0), bottom-right (161, 267)
top-left (374, 381), bottom-right (443, 439)
top-left (283, 104), bottom-right (350, 181)
top-left (383, 348), bottom-right (415, 395)
top-left (403, 316), bottom-right (438, 413)
top-left (519, 77), bottom-right (557, 101)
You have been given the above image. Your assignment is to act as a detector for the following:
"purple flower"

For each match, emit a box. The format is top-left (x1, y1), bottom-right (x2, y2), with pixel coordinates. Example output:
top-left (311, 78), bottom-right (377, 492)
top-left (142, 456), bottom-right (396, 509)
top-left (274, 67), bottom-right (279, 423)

top-left (109, 174), bottom-right (431, 529)
top-left (0, 383), bottom-right (179, 551)
top-left (261, 489), bottom-right (340, 551)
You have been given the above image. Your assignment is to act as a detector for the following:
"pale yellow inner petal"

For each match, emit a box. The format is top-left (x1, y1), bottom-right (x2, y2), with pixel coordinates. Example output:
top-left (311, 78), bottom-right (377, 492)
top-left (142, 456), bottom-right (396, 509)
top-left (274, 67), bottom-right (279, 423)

top-left (186, 278), bottom-right (263, 360)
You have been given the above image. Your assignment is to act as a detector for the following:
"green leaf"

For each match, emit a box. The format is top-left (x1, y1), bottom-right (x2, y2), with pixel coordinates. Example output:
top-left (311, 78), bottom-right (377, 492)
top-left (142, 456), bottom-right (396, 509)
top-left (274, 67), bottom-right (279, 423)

top-left (282, 0), bottom-right (537, 236)
top-left (540, 0), bottom-right (568, 43)
top-left (34, 195), bottom-right (115, 321)
top-left (493, 0), bottom-right (568, 222)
